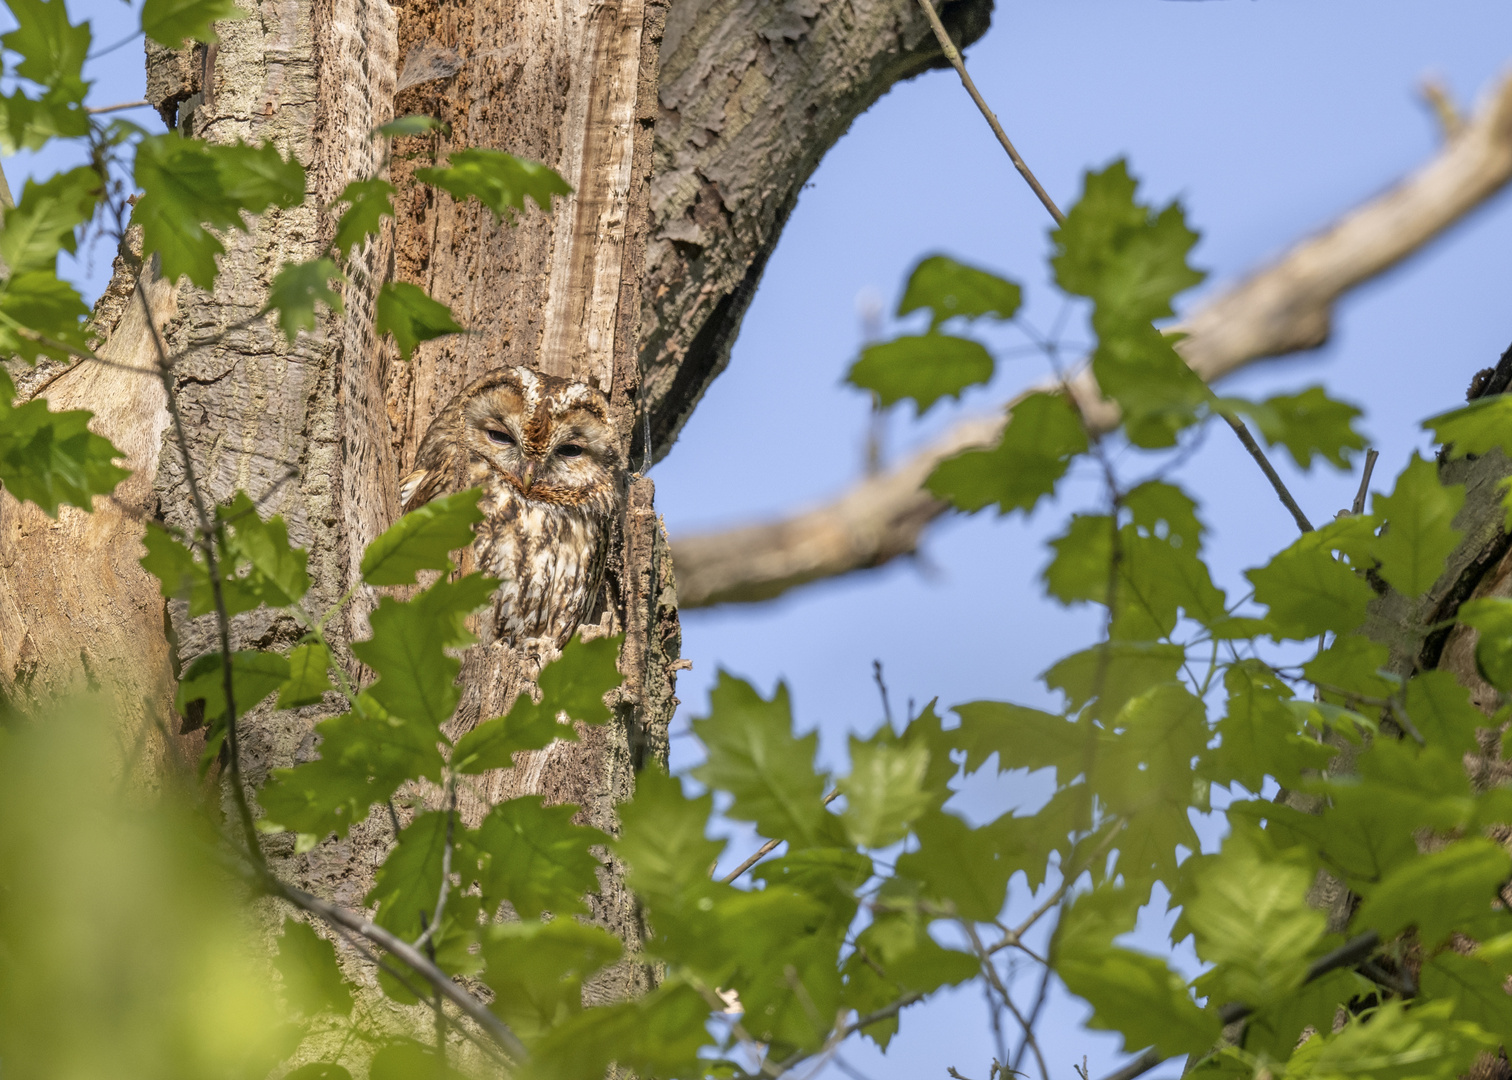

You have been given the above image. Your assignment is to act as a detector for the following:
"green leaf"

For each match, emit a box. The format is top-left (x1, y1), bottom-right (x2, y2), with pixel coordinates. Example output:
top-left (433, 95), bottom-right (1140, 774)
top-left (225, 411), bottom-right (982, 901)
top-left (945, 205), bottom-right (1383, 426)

top-left (472, 797), bottom-right (606, 920)
top-left (1456, 597), bottom-right (1512, 691)
top-left (133, 136), bottom-right (305, 288)
top-left (1093, 322), bottom-right (1210, 449)
top-left (615, 769), bottom-right (724, 904)
top-left (690, 672), bottom-right (842, 850)
top-left (142, 0), bottom-right (246, 47)
top-left (479, 919), bottom-right (622, 1035)
top-left (0, 267), bottom-right (91, 363)
top-left (897, 254), bottom-right (1021, 331)
top-left (352, 573), bottom-right (495, 726)
top-left (2, 0), bottom-right (88, 88)
top-left (369, 1041), bottom-right (471, 1080)
top-left (375, 281), bottom-right (466, 361)
top-left (1291, 999), bottom-right (1493, 1079)
top-left (365, 812), bottom-right (478, 959)
top-left (1370, 451), bottom-right (1463, 597)
top-left (0, 165), bottom-right (99, 275)
top-left (927, 392), bottom-right (1087, 515)
top-left (1041, 641), bottom-right (1186, 719)
top-left (452, 635), bottom-right (623, 773)
top-left (1246, 518), bottom-right (1379, 639)
top-left (1420, 950), bottom-right (1512, 1045)
top-left (175, 649), bottom-right (290, 723)
top-left (257, 698), bottom-right (445, 840)
top-left (375, 114), bottom-right (448, 138)
top-left (1227, 387), bottom-right (1365, 471)
top-left (1425, 394), bottom-right (1512, 458)
top-left (1303, 634), bottom-right (1394, 704)
top-left (0, 395), bottom-right (127, 514)
top-left (414, 148), bottom-right (571, 223)
top-left (952, 700), bottom-right (1087, 784)
top-left (277, 642), bottom-right (334, 708)
top-left (360, 487), bottom-right (483, 585)
top-left (331, 177), bottom-right (394, 259)
top-left (264, 258), bottom-right (344, 341)
top-left (1182, 829), bottom-right (1325, 1011)
top-left (283, 1065), bottom-right (353, 1080)
top-left (837, 732), bottom-right (932, 848)
top-left (525, 982), bottom-right (711, 1080)
top-left (1052, 160), bottom-right (1204, 323)
top-left (1052, 160), bottom-right (1209, 448)
top-left (1354, 838), bottom-right (1512, 948)
top-left (219, 490), bottom-right (310, 606)
top-left (1404, 670), bottom-right (1486, 756)
top-left (1207, 661), bottom-right (1334, 792)
top-left (895, 809), bottom-right (1019, 921)
top-left (1043, 513), bottom-right (1114, 606)
top-left (846, 334), bottom-right (993, 416)
top-left (0, 86), bottom-right (87, 155)
top-left (1052, 885), bottom-right (1221, 1057)
top-left (273, 918), bottom-right (354, 1016)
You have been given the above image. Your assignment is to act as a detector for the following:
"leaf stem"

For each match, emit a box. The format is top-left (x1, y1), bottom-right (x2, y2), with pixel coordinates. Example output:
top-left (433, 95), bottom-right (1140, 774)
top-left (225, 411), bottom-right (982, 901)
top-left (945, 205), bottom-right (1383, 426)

top-left (1218, 410), bottom-right (1314, 533)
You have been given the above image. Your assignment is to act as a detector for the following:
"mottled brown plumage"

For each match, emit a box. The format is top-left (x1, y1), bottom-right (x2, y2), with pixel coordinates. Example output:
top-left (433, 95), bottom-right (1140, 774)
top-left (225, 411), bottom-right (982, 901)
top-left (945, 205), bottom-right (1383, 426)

top-left (400, 367), bottom-right (625, 656)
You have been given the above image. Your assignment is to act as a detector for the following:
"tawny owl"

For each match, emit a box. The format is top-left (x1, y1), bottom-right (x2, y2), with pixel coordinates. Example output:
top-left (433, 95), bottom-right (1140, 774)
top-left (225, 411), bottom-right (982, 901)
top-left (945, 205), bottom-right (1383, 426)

top-left (399, 366), bottom-right (625, 656)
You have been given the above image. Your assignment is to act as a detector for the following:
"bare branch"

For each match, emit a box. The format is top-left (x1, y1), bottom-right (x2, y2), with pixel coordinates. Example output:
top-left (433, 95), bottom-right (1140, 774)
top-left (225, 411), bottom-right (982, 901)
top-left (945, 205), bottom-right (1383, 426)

top-left (267, 875), bottom-right (530, 1063)
top-left (912, 0), bottom-right (1064, 224)
top-left (670, 69), bottom-right (1512, 608)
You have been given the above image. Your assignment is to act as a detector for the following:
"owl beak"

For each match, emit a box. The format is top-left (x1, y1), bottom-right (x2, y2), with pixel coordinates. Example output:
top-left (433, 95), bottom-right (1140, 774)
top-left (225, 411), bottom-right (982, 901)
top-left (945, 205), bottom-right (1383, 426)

top-left (517, 459), bottom-right (537, 493)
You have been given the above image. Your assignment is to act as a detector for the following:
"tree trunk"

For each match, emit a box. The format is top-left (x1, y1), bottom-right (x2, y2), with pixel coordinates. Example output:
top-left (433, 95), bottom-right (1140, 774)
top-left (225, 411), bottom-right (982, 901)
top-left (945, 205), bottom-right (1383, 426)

top-left (0, 0), bottom-right (989, 1015)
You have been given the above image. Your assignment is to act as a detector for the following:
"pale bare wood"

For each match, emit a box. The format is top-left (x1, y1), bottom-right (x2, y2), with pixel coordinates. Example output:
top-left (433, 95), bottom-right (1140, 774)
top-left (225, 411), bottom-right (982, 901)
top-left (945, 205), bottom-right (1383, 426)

top-left (0, 269), bottom-right (181, 771)
top-left (671, 68), bottom-right (1512, 609)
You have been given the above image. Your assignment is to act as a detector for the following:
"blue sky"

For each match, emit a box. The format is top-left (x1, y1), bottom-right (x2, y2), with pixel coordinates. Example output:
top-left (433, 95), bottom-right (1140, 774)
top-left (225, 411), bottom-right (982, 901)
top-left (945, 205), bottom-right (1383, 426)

top-left (31, 2), bottom-right (1512, 1077)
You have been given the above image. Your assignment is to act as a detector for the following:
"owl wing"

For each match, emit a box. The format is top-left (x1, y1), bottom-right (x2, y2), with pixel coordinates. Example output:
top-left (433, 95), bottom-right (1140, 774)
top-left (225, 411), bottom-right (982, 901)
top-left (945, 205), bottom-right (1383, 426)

top-left (398, 465), bottom-right (450, 512)
top-left (400, 405), bottom-right (466, 511)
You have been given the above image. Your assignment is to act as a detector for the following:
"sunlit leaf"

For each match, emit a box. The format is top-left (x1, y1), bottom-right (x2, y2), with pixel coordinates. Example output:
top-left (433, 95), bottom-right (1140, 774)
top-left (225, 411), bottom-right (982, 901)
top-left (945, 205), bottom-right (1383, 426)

top-left (415, 148), bottom-right (571, 223)
top-left (360, 487), bottom-right (482, 585)
top-left (897, 254), bottom-right (1021, 330)
top-left (847, 333), bottom-right (993, 415)
top-left (265, 258), bottom-right (344, 341)
top-left (1370, 452), bottom-right (1462, 598)
top-left (928, 392), bottom-right (1087, 515)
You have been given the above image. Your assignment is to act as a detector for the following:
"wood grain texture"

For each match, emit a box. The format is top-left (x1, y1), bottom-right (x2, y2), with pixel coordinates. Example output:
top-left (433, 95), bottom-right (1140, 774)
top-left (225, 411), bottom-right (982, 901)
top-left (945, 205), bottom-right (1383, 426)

top-left (0, 267), bottom-right (183, 776)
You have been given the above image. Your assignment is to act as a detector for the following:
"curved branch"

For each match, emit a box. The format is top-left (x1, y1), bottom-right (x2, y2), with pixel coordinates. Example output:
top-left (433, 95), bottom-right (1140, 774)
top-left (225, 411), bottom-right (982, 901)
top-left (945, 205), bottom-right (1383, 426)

top-left (670, 69), bottom-right (1512, 609)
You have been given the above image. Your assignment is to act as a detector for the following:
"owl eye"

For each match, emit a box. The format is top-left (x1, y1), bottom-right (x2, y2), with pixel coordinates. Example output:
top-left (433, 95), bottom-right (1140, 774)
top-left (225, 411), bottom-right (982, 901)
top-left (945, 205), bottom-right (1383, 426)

top-left (485, 428), bottom-right (515, 446)
top-left (556, 444), bottom-right (585, 458)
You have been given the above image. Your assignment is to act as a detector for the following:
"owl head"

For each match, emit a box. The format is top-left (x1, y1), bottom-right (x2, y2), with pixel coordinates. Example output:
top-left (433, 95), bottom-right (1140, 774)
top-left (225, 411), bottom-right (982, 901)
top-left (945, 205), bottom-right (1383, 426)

top-left (401, 366), bottom-right (624, 514)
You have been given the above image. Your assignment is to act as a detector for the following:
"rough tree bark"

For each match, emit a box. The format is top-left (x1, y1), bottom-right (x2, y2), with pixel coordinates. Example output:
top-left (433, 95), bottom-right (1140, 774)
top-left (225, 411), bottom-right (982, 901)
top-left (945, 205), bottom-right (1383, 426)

top-left (0, 0), bottom-right (995, 1018)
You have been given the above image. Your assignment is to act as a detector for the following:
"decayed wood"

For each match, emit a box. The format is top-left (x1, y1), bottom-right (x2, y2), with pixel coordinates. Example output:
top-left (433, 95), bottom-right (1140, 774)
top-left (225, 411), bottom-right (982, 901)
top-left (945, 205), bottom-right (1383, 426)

top-left (0, 263), bottom-right (181, 773)
top-left (670, 69), bottom-right (1512, 609)
top-left (637, 0), bottom-right (993, 461)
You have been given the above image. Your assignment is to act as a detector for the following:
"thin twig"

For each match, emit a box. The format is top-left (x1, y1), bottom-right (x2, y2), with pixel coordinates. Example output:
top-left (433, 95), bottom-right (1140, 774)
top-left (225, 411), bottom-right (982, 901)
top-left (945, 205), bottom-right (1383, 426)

top-left (413, 783), bottom-right (457, 951)
top-left (1095, 931), bottom-right (1382, 1080)
top-left (87, 100), bottom-right (151, 115)
top-left (963, 923), bottom-right (1048, 1080)
top-left (911, 0), bottom-right (1064, 224)
top-left (1351, 448), bottom-right (1380, 515)
top-left (268, 876), bottom-right (529, 1062)
top-left (719, 790), bottom-right (842, 883)
top-left (132, 267), bottom-right (263, 863)
top-left (873, 660), bottom-right (894, 726)
top-left (1219, 411), bottom-right (1314, 533)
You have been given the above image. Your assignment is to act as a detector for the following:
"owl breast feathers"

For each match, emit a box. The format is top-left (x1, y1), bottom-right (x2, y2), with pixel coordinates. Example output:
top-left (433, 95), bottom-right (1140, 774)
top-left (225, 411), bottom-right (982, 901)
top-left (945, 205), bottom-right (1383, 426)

top-left (400, 366), bottom-right (626, 653)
